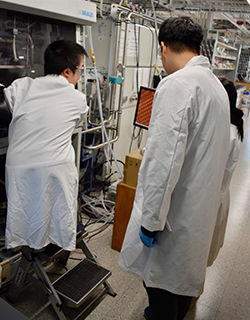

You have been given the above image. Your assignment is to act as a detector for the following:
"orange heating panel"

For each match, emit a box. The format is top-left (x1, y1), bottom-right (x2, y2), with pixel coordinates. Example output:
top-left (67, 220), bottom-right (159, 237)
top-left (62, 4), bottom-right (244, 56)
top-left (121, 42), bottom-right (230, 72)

top-left (135, 87), bottom-right (155, 129)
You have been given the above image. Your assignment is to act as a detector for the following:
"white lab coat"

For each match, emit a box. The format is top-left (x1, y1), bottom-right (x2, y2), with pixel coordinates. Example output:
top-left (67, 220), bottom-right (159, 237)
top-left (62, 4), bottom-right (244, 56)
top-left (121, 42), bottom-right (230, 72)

top-left (207, 125), bottom-right (241, 266)
top-left (118, 56), bottom-right (230, 298)
top-left (4, 75), bottom-right (88, 251)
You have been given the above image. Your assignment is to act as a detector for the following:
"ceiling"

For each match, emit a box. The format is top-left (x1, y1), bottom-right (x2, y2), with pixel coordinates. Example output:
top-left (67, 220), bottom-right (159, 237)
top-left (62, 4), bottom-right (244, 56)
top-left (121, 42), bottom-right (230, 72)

top-left (96, 0), bottom-right (250, 45)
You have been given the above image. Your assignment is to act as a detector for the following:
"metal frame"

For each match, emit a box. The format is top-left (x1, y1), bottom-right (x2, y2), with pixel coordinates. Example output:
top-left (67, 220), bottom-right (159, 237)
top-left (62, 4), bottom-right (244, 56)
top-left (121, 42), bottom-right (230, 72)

top-left (7, 233), bottom-right (116, 320)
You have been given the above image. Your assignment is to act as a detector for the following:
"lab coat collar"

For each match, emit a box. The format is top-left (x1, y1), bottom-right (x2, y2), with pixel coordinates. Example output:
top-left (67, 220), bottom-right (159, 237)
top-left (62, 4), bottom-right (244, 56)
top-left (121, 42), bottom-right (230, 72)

top-left (45, 74), bottom-right (67, 82)
top-left (45, 74), bottom-right (74, 86)
top-left (184, 55), bottom-right (210, 69)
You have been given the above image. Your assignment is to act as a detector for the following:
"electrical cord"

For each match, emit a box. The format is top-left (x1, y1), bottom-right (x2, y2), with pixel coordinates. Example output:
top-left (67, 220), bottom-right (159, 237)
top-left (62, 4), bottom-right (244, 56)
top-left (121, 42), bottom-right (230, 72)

top-left (85, 222), bottom-right (111, 242)
top-left (81, 192), bottom-right (115, 223)
top-left (80, 191), bottom-right (115, 241)
top-left (79, 159), bottom-right (124, 184)
top-left (138, 128), bottom-right (144, 148)
top-left (129, 126), bottom-right (143, 153)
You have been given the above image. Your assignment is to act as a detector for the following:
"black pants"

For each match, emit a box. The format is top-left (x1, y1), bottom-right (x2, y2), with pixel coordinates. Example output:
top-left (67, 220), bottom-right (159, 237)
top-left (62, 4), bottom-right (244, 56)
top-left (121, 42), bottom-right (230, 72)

top-left (144, 283), bottom-right (193, 320)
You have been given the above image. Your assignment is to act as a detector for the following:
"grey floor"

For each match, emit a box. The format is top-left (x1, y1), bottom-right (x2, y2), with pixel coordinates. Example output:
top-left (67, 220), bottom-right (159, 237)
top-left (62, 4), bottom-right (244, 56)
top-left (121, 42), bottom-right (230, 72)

top-left (2, 114), bottom-right (250, 319)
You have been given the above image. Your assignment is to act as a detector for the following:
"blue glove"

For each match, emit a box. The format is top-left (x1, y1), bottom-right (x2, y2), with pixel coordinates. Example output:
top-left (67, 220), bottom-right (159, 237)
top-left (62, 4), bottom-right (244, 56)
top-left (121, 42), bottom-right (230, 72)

top-left (139, 226), bottom-right (158, 247)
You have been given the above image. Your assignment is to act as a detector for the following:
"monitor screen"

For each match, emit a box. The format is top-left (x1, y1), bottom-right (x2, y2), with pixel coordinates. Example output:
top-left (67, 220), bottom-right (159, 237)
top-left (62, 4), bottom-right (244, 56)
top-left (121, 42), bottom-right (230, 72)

top-left (133, 86), bottom-right (156, 130)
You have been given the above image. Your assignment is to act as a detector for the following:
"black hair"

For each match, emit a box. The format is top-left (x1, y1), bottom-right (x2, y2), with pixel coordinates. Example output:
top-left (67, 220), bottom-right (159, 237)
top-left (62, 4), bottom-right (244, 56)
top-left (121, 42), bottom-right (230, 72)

top-left (158, 16), bottom-right (203, 55)
top-left (44, 40), bottom-right (88, 76)
top-left (219, 78), bottom-right (244, 141)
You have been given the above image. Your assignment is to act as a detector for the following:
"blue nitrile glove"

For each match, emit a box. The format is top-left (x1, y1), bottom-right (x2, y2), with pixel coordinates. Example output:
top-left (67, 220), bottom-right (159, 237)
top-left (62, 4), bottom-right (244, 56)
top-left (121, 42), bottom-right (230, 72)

top-left (139, 226), bottom-right (158, 247)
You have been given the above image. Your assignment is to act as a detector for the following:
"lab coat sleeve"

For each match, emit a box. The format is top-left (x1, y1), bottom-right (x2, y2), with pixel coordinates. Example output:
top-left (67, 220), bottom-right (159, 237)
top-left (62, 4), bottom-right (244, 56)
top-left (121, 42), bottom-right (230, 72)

top-left (140, 78), bottom-right (193, 232)
top-left (221, 125), bottom-right (240, 193)
top-left (75, 94), bottom-right (89, 127)
top-left (3, 79), bottom-right (21, 112)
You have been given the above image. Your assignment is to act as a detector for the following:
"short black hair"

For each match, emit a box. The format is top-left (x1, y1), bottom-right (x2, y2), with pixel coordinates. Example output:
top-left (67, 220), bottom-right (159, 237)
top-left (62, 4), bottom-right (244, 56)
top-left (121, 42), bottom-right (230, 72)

top-left (158, 16), bottom-right (203, 55)
top-left (44, 40), bottom-right (88, 75)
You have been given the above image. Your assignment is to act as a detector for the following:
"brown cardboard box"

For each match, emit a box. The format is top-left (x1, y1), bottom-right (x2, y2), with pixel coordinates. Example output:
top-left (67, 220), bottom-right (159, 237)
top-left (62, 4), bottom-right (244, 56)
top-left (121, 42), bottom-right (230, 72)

top-left (112, 148), bottom-right (144, 252)
top-left (112, 182), bottom-right (136, 252)
top-left (123, 147), bottom-right (144, 187)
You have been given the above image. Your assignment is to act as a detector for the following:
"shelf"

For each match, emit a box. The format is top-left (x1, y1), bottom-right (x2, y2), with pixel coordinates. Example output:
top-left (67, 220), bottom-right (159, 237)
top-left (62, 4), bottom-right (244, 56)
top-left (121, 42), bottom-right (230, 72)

top-left (217, 41), bottom-right (238, 51)
top-left (212, 67), bottom-right (235, 70)
top-left (214, 54), bottom-right (236, 61)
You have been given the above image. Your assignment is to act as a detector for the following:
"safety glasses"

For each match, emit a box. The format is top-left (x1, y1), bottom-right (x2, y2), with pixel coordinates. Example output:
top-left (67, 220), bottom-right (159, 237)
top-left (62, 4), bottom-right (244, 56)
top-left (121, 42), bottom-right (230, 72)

top-left (76, 67), bottom-right (84, 76)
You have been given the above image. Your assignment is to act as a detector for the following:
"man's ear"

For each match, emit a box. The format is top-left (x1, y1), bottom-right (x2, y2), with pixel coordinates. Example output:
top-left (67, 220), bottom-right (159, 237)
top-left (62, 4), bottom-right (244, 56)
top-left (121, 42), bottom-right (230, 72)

top-left (61, 68), bottom-right (71, 79)
top-left (161, 41), bottom-right (168, 55)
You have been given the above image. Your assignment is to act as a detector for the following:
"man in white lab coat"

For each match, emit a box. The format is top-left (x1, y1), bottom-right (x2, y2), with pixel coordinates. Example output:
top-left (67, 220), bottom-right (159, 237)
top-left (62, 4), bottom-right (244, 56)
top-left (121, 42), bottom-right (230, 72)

top-left (118, 17), bottom-right (231, 320)
top-left (4, 40), bottom-right (88, 251)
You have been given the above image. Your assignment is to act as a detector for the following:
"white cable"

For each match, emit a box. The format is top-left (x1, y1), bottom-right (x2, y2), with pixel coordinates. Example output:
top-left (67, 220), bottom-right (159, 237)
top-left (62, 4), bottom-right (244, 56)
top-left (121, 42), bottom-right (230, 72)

top-left (87, 26), bottom-right (124, 180)
top-left (100, 190), bottom-right (113, 215)
top-left (81, 194), bottom-right (115, 222)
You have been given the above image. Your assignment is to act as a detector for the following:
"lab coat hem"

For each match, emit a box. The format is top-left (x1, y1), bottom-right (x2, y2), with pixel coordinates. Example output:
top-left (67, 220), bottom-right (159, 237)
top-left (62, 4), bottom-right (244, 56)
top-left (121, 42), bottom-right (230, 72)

top-left (118, 261), bottom-right (200, 298)
top-left (6, 240), bottom-right (76, 252)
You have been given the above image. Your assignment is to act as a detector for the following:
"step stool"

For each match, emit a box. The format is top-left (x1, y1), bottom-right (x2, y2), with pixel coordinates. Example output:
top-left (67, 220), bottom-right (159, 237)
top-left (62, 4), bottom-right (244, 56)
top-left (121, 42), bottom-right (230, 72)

top-left (6, 229), bottom-right (116, 319)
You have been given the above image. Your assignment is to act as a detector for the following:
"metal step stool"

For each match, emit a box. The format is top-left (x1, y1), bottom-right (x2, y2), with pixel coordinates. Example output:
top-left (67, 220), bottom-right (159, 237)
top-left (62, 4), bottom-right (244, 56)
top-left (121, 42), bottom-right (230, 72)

top-left (6, 229), bottom-right (116, 319)
top-left (53, 258), bottom-right (111, 307)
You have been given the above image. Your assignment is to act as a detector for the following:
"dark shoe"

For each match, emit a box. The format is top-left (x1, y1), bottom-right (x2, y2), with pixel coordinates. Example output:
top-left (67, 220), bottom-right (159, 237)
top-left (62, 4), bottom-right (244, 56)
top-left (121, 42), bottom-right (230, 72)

top-left (144, 306), bottom-right (151, 320)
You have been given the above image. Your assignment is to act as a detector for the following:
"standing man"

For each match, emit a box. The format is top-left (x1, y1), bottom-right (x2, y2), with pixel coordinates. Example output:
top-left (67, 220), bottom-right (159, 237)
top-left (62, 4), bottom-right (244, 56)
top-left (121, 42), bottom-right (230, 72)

top-left (119, 17), bottom-right (230, 320)
top-left (4, 40), bottom-right (88, 252)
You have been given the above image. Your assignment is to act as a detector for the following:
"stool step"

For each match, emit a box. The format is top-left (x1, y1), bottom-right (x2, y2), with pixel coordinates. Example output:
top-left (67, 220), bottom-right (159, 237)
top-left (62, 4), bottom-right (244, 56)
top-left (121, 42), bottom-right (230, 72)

top-left (53, 258), bottom-right (111, 307)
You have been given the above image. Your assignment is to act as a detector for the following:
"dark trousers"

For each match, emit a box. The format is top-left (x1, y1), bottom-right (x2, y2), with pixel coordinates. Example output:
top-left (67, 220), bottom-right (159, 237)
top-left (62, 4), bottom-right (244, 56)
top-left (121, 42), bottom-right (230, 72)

top-left (144, 283), bottom-right (193, 320)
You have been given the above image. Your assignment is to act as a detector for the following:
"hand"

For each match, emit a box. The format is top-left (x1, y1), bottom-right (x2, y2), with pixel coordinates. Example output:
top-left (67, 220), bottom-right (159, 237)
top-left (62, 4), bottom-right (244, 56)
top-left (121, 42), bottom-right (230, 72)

top-left (139, 226), bottom-right (158, 247)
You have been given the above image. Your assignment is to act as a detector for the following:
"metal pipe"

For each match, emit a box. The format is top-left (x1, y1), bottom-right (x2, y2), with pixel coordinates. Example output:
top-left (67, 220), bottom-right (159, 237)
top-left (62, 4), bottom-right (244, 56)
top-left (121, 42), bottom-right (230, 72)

top-left (114, 4), bottom-right (163, 25)
top-left (82, 6), bottom-right (162, 150)
top-left (108, 9), bottom-right (124, 123)
top-left (82, 132), bottom-right (119, 150)
top-left (81, 8), bottom-right (126, 147)
top-left (125, 65), bottom-right (155, 68)
top-left (175, 8), bottom-right (250, 14)
top-left (87, 26), bottom-right (124, 178)
top-left (84, 9), bottom-right (131, 150)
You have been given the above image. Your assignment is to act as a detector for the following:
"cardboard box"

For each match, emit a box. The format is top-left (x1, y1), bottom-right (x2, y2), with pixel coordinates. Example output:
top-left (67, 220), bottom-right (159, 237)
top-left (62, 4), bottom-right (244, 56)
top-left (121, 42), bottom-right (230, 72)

top-left (123, 147), bottom-right (144, 188)
top-left (112, 182), bottom-right (136, 252)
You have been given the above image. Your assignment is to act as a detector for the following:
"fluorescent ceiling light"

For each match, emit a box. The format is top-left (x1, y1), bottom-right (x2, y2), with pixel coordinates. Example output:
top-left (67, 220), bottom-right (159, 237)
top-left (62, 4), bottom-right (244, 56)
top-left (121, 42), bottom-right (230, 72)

top-left (247, 0), bottom-right (250, 5)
